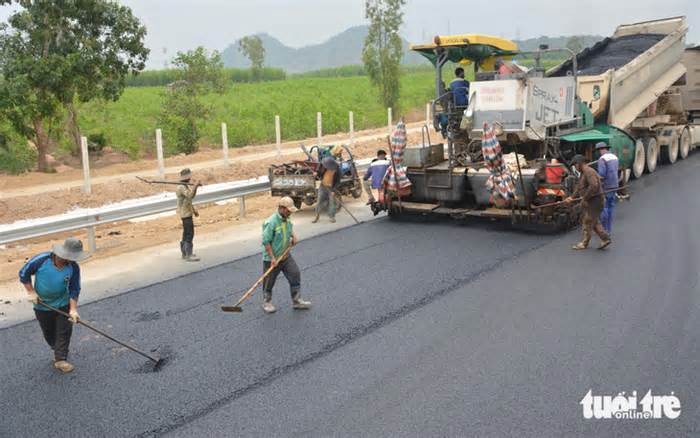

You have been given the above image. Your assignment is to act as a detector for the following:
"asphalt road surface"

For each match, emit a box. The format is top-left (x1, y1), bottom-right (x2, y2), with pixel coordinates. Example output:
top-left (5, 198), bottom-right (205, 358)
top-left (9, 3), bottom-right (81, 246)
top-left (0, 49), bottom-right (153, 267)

top-left (1, 154), bottom-right (699, 437)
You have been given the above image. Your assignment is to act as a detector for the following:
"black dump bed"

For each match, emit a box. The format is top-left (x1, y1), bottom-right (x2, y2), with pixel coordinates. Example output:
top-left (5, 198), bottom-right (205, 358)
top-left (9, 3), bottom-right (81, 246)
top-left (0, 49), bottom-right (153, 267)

top-left (550, 34), bottom-right (665, 77)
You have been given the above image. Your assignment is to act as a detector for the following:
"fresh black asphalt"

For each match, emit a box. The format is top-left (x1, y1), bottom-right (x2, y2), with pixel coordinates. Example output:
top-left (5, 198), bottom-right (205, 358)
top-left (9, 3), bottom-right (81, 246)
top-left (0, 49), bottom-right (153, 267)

top-left (1, 154), bottom-right (699, 437)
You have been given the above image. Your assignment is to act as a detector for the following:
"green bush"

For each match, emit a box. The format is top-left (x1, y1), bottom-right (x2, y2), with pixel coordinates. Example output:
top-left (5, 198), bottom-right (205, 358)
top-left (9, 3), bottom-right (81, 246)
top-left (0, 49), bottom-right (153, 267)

top-left (0, 130), bottom-right (37, 174)
top-left (87, 132), bottom-right (108, 152)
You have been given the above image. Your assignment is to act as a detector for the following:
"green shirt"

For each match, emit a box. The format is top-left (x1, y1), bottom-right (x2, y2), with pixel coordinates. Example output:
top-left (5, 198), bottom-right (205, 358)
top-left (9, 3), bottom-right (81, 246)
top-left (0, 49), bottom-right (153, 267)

top-left (261, 212), bottom-right (293, 261)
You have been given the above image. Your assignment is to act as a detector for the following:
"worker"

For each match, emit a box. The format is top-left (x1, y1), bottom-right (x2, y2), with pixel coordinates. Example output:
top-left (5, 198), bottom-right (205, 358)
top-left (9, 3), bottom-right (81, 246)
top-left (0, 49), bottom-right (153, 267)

top-left (545, 158), bottom-right (566, 184)
top-left (595, 142), bottom-right (619, 234)
top-left (261, 197), bottom-right (311, 314)
top-left (363, 149), bottom-right (390, 204)
top-left (19, 238), bottom-right (90, 373)
top-left (565, 155), bottom-right (611, 250)
top-left (450, 67), bottom-right (470, 107)
top-left (176, 168), bottom-right (202, 262)
top-left (312, 156), bottom-right (340, 224)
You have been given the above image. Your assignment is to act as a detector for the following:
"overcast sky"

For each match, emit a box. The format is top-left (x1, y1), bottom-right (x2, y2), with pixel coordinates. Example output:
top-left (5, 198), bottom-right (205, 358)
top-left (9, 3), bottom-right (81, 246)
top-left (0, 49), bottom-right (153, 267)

top-left (1, 0), bottom-right (698, 69)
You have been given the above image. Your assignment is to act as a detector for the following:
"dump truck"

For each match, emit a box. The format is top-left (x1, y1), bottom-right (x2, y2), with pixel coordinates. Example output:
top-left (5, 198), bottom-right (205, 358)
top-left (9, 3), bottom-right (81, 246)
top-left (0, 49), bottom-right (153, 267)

top-left (376, 16), bottom-right (699, 228)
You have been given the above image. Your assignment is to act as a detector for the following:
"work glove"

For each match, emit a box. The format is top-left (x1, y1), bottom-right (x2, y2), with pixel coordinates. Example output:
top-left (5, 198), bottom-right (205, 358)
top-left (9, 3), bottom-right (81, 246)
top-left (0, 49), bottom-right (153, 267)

top-left (68, 309), bottom-right (80, 324)
top-left (26, 292), bottom-right (39, 305)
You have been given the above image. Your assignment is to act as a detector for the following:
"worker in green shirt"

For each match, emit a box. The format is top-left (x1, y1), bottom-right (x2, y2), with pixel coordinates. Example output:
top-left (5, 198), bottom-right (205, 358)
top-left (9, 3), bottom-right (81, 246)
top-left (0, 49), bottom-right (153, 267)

top-left (261, 197), bottom-right (311, 314)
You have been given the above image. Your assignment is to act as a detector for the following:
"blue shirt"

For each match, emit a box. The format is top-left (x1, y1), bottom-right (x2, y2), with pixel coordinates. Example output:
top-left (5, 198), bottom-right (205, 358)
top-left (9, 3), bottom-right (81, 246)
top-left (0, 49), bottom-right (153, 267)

top-left (597, 152), bottom-right (619, 191)
top-left (450, 78), bottom-right (470, 106)
top-left (19, 253), bottom-right (81, 311)
top-left (364, 158), bottom-right (391, 189)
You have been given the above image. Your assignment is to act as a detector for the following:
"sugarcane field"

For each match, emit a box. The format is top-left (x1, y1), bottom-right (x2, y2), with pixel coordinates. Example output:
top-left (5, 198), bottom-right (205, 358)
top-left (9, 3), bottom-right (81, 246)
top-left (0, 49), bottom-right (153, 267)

top-left (2, 1), bottom-right (700, 437)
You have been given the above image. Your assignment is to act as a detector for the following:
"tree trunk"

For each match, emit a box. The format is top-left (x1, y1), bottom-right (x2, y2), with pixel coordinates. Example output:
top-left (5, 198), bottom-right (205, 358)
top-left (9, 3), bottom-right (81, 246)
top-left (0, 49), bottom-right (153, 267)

top-left (32, 118), bottom-right (50, 172)
top-left (65, 101), bottom-right (82, 155)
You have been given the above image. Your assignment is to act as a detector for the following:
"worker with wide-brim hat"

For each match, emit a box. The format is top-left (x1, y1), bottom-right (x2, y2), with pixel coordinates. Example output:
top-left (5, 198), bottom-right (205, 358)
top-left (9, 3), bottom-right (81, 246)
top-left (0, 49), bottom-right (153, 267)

top-left (176, 168), bottom-right (202, 261)
top-left (19, 238), bottom-right (91, 373)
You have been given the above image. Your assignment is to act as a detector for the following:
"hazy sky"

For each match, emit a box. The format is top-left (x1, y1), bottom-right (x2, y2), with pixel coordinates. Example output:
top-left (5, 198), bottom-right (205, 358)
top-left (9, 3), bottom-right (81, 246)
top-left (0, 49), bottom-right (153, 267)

top-left (1, 0), bottom-right (698, 68)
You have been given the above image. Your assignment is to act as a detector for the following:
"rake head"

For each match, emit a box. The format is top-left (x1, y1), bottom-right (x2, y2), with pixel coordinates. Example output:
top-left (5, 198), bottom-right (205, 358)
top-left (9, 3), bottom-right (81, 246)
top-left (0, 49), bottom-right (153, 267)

top-left (220, 305), bottom-right (243, 313)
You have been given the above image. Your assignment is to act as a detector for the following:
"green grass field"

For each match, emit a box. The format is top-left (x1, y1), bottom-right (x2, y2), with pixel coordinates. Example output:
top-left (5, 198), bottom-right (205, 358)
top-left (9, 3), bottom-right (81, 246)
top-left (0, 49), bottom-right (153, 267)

top-left (78, 72), bottom-right (435, 158)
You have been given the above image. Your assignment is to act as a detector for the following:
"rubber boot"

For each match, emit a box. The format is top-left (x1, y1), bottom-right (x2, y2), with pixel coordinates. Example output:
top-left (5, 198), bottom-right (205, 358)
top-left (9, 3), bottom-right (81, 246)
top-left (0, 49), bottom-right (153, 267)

top-left (572, 227), bottom-right (591, 250)
top-left (262, 292), bottom-right (276, 313)
top-left (311, 214), bottom-right (320, 224)
top-left (185, 242), bottom-right (200, 262)
top-left (292, 292), bottom-right (311, 310)
top-left (54, 360), bottom-right (74, 373)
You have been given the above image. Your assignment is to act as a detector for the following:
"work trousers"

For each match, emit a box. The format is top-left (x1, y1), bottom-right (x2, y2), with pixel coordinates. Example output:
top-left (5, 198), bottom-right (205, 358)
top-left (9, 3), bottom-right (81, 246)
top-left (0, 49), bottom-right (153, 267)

top-left (262, 255), bottom-right (301, 302)
top-left (34, 305), bottom-right (73, 361)
top-left (181, 216), bottom-right (195, 256)
top-left (315, 186), bottom-right (336, 218)
top-left (581, 200), bottom-right (610, 246)
top-left (599, 193), bottom-right (616, 234)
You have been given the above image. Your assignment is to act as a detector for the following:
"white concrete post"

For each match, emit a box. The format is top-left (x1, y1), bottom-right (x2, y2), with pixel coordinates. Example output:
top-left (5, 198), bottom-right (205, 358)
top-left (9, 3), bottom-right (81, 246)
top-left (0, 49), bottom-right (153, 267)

top-left (317, 112), bottom-right (322, 146)
top-left (388, 107), bottom-right (393, 134)
top-left (87, 225), bottom-right (97, 252)
top-left (239, 196), bottom-right (246, 218)
top-left (426, 103), bottom-right (431, 124)
top-left (349, 111), bottom-right (354, 146)
top-left (155, 128), bottom-right (165, 177)
top-left (221, 123), bottom-right (230, 167)
top-left (80, 136), bottom-right (91, 195)
top-left (275, 115), bottom-right (282, 158)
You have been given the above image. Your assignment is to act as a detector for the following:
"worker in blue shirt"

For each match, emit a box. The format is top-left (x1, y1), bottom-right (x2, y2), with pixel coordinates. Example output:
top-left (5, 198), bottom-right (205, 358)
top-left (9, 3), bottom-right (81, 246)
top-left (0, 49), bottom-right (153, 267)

top-left (19, 238), bottom-right (90, 373)
top-left (450, 67), bottom-right (470, 107)
top-left (363, 149), bottom-right (390, 204)
top-left (595, 142), bottom-right (619, 234)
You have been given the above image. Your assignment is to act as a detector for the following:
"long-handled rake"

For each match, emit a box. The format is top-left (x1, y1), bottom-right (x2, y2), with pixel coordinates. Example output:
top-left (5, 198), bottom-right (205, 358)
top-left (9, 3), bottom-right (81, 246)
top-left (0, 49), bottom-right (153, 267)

top-left (221, 246), bottom-right (293, 313)
top-left (37, 299), bottom-right (164, 371)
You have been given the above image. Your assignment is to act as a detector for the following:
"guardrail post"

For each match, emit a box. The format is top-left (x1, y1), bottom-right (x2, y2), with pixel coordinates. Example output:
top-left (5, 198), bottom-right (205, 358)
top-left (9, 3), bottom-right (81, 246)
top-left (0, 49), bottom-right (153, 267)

top-left (317, 112), bottom-right (322, 147)
top-left (239, 196), bottom-right (246, 218)
top-left (388, 107), bottom-right (393, 134)
top-left (349, 111), bottom-right (354, 146)
top-left (221, 123), bottom-right (230, 167)
top-left (156, 129), bottom-right (165, 177)
top-left (80, 136), bottom-right (91, 195)
top-left (87, 226), bottom-right (97, 252)
top-left (275, 115), bottom-right (282, 158)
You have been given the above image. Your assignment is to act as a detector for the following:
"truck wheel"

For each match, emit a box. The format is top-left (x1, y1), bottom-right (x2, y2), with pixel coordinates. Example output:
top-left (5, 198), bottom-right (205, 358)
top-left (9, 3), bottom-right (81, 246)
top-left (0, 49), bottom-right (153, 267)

top-left (351, 186), bottom-right (363, 199)
top-left (632, 139), bottom-right (646, 179)
top-left (679, 128), bottom-right (690, 160)
top-left (661, 133), bottom-right (679, 164)
top-left (293, 198), bottom-right (303, 209)
top-left (643, 137), bottom-right (659, 173)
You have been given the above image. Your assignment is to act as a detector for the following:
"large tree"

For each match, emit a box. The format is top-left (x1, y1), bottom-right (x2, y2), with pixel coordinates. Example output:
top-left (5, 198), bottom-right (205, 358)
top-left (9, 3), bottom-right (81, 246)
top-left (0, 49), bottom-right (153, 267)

top-left (0, 0), bottom-right (148, 171)
top-left (362, 0), bottom-right (405, 111)
top-left (159, 47), bottom-right (227, 155)
top-left (238, 35), bottom-right (265, 80)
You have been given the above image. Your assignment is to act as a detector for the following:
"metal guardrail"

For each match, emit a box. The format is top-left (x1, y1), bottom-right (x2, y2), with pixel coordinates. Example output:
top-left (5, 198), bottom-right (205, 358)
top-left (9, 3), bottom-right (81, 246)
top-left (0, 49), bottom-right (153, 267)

top-left (0, 158), bottom-right (373, 247)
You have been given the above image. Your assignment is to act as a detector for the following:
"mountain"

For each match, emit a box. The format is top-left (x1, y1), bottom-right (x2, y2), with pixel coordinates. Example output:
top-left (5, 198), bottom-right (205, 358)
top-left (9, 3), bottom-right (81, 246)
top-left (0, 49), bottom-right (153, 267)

top-left (221, 26), bottom-right (423, 73)
top-left (221, 26), bottom-right (604, 73)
